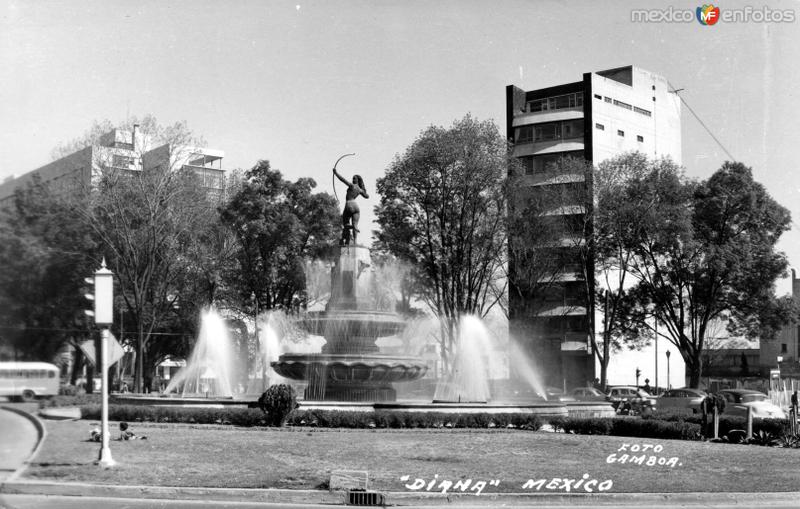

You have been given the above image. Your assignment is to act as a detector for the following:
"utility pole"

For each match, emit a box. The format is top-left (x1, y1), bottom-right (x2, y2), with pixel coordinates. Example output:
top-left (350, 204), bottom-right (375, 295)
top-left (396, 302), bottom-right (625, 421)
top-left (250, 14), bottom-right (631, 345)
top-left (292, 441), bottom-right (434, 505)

top-left (654, 316), bottom-right (658, 393)
top-left (666, 350), bottom-right (672, 390)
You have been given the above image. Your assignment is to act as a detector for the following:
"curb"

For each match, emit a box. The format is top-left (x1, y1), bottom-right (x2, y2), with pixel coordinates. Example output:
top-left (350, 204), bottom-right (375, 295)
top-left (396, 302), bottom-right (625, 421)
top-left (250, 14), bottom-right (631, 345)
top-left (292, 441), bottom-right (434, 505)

top-left (0, 405), bottom-right (47, 482)
top-left (2, 481), bottom-right (800, 506)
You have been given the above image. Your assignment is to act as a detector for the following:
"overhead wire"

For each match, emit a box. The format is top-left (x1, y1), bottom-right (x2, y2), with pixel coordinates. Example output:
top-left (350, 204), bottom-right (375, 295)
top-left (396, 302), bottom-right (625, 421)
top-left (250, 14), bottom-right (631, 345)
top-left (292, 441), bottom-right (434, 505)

top-left (668, 81), bottom-right (736, 162)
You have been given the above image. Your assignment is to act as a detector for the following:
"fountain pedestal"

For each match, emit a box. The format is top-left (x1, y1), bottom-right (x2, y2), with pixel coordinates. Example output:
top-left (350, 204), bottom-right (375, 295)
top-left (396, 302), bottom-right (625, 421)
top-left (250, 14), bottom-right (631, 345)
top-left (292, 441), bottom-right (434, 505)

top-left (272, 245), bottom-right (427, 402)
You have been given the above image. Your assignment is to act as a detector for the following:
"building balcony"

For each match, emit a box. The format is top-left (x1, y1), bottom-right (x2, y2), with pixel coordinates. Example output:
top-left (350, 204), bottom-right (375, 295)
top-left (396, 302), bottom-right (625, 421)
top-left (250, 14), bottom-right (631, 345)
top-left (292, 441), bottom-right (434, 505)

top-left (533, 304), bottom-right (588, 317)
top-left (542, 271), bottom-right (585, 283)
top-left (513, 107), bottom-right (583, 127)
top-left (513, 139), bottom-right (584, 158)
top-left (524, 172), bottom-right (586, 187)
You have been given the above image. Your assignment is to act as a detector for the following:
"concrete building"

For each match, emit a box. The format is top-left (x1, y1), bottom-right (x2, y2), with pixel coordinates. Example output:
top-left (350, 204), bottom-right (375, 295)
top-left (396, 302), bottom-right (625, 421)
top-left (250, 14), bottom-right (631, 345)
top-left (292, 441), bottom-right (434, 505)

top-left (506, 65), bottom-right (682, 389)
top-left (764, 269), bottom-right (800, 379)
top-left (0, 126), bottom-right (225, 205)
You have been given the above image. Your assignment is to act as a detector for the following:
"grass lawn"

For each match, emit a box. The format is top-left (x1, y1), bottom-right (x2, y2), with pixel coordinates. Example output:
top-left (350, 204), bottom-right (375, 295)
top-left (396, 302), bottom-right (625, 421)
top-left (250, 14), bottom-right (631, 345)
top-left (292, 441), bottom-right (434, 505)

top-left (22, 419), bottom-right (800, 494)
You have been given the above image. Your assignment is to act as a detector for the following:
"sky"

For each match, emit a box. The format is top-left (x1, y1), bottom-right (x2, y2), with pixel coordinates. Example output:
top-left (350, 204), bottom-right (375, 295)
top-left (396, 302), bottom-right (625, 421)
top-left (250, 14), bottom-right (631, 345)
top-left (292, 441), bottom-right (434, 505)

top-left (2, 0), bottom-right (799, 386)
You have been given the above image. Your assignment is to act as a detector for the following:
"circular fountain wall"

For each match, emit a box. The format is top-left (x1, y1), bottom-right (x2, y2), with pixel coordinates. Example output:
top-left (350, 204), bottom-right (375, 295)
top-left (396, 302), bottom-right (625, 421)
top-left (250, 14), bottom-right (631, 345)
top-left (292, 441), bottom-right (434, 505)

top-left (271, 245), bottom-right (427, 402)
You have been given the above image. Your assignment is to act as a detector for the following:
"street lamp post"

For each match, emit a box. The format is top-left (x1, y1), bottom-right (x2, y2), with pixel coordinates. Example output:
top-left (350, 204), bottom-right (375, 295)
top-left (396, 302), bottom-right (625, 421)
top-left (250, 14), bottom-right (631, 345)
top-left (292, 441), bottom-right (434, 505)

top-left (88, 259), bottom-right (115, 467)
top-left (666, 350), bottom-right (671, 390)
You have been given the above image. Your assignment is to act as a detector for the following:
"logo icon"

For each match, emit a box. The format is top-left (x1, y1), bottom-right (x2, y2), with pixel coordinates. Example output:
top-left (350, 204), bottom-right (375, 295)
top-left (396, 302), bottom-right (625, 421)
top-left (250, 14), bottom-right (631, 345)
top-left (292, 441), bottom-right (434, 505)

top-left (696, 4), bottom-right (721, 25)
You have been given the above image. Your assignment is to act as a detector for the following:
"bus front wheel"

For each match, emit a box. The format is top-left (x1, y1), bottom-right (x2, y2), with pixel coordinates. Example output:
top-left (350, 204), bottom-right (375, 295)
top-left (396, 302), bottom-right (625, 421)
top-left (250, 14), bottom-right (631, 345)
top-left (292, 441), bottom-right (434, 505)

top-left (20, 390), bottom-right (35, 402)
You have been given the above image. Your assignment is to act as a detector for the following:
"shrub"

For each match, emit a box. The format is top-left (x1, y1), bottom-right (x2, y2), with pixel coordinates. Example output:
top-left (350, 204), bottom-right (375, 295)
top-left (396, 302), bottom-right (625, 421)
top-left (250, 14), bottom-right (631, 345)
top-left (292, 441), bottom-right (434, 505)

top-left (257, 385), bottom-right (298, 426)
top-left (58, 385), bottom-right (79, 397)
top-left (41, 393), bottom-right (101, 409)
top-left (748, 430), bottom-right (780, 447)
top-left (559, 417), bottom-right (612, 435)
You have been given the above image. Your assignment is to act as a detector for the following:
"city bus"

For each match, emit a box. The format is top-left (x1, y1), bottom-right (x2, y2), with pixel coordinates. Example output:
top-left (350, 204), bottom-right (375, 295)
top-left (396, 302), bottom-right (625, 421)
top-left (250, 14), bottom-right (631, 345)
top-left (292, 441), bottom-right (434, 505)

top-left (0, 362), bottom-right (60, 401)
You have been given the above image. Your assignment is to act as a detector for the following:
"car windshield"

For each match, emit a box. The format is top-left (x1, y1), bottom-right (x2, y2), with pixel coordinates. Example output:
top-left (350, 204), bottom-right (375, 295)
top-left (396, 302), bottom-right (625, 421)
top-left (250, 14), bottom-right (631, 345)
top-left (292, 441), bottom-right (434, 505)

top-left (741, 393), bottom-right (767, 403)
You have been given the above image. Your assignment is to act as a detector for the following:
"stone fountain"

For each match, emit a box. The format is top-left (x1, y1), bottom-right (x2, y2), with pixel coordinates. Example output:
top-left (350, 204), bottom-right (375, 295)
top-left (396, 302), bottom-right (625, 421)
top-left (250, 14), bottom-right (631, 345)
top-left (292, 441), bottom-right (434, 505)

top-left (271, 245), bottom-right (428, 401)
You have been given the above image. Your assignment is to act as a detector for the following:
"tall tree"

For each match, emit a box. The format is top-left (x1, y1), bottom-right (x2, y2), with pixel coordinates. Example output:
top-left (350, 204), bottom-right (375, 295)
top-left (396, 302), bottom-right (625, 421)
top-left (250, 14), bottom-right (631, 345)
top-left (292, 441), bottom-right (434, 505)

top-left (374, 115), bottom-right (508, 371)
top-left (591, 153), bottom-right (661, 387)
top-left (65, 117), bottom-right (217, 392)
top-left (0, 177), bottom-right (98, 367)
top-left (617, 160), bottom-right (794, 387)
top-left (220, 161), bottom-right (340, 313)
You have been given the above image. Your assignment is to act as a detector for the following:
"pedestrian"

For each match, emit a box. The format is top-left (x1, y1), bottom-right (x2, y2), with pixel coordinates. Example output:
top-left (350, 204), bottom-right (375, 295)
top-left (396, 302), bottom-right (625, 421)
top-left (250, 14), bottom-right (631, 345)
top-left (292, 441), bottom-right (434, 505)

top-left (118, 421), bottom-right (146, 440)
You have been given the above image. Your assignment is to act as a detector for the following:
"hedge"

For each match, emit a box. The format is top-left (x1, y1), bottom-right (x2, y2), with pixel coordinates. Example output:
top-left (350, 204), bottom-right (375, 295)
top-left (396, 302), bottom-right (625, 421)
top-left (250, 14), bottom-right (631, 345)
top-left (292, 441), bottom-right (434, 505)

top-left (40, 394), bottom-right (102, 409)
top-left (80, 405), bottom-right (268, 426)
top-left (79, 405), bottom-right (544, 430)
top-left (645, 412), bottom-right (790, 438)
top-left (286, 410), bottom-right (543, 430)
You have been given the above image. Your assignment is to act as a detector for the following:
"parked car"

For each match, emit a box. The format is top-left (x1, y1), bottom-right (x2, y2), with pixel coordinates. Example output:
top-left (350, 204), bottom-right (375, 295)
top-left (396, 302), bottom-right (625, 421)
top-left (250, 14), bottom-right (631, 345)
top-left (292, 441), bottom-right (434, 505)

top-left (657, 388), bottom-right (707, 413)
top-left (717, 389), bottom-right (786, 419)
top-left (570, 387), bottom-right (608, 402)
top-left (606, 386), bottom-right (657, 415)
top-left (537, 386), bottom-right (576, 402)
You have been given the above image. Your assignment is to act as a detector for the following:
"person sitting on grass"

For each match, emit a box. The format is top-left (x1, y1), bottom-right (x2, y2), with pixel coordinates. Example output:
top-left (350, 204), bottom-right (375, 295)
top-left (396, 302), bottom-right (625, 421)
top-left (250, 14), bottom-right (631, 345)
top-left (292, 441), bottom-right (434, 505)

top-left (118, 421), bottom-right (147, 440)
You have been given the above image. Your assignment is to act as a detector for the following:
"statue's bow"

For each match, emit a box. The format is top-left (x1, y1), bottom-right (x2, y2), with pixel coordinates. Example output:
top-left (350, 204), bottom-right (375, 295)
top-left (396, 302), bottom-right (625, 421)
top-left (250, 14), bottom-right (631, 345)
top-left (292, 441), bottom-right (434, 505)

top-left (332, 153), bottom-right (355, 203)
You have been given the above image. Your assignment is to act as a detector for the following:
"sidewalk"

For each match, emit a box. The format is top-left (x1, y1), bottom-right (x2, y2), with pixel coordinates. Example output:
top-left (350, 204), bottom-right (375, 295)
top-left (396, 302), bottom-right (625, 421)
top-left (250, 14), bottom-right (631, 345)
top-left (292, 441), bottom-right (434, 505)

top-left (0, 405), bottom-right (43, 482)
top-left (4, 480), bottom-right (800, 507)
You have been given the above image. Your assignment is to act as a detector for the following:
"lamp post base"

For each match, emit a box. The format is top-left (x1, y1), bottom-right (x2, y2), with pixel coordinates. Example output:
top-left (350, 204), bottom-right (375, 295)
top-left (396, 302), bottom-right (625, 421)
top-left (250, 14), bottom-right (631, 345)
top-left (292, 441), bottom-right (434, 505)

top-left (96, 448), bottom-right (116, 468)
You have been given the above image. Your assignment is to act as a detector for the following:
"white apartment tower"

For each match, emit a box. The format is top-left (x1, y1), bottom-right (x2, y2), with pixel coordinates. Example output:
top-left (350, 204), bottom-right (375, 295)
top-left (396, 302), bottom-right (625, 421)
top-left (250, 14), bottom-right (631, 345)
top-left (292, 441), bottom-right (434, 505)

top-left (506, 65), bottom-right (682, 388)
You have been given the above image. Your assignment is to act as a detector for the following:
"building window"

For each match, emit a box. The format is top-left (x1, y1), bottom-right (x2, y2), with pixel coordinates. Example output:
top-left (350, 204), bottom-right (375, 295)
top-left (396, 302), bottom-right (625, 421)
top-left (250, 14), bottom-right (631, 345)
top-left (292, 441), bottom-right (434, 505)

top-left (521, 157), bottom-right (534, 175)
top-left (595, 123), bottom-right (604, 130)
top-left (560, 119), bottom-right (583, 139)
top-left (515, 126), bottom-right (534, 143)
top-left (526, 92), bottom-right (583, 113)
top-left (617, 130), bottom-right (624, 137)
top-left (637, 135), bottom-right (644, 142)
top-left (594, 94), bottom-right (602, 100)
top-left (112, 155), bottom-right (136, 168)
top-left (781, 343), bottom-right (788, 353)
top-left (535, 123), bottom-right (560, 141)
top-left (528, 151), bottom-right (585, 174)
top-left (604, 96), bottom-right (612, 103)
top-left (613, 99), bottom-right (632, 110)
top-left (526, 119), bottom-right (585, 143)
top-left (634, 106), bottom-right (652, 117)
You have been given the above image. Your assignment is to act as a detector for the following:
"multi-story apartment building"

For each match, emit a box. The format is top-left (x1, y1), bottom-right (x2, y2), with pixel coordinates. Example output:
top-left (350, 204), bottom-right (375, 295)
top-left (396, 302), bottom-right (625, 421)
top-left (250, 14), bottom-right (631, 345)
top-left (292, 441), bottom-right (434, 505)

top-left (506, 65), bottom-right (682, 389)
top-left (0, 125), bottom-right (225, 204)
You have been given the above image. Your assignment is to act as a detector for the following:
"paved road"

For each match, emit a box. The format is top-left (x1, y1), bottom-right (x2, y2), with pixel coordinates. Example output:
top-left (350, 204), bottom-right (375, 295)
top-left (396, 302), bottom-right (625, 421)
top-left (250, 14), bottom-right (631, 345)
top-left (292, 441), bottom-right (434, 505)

top-left (0, 406), bottom-right (40, 481)
top-left (3, 494), bottom-right (800, 509)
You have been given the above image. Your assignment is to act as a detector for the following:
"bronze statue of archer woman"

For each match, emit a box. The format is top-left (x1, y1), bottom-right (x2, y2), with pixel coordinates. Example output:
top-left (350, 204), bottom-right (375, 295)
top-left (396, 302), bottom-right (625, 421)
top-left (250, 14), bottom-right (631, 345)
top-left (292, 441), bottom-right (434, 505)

top-left (333, 165), bottom-right (368, 246)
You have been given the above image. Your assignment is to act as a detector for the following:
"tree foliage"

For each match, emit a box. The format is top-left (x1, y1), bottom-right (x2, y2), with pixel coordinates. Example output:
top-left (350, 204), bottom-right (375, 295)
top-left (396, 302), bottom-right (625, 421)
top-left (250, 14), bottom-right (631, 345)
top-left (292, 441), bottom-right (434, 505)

top-left (0, 178), bottom-right (98, 363)
top-left (611, 159), bottom-right (794, 387)
top-left (220, 160), bottom-right (340, 312)
top-left (374, 115), bottom-right (508, 370)
top-left (58, 117), bottom-right (225, 392)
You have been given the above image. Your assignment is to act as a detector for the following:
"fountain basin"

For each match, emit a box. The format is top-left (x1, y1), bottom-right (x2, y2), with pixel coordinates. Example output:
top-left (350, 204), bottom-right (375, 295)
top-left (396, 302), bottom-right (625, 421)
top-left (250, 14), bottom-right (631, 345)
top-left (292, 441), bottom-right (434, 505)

top-left (298, 310), bottom-right (406, 338)
top-left (272, 353), bottom-right (428, 402)
top-left (272, 354), bottom-right (427, 383)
